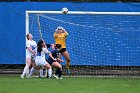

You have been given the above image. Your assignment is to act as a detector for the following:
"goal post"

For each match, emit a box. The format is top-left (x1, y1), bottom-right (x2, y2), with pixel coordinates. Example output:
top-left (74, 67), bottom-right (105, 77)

top-left (26, 10), bottom-right (140, 77)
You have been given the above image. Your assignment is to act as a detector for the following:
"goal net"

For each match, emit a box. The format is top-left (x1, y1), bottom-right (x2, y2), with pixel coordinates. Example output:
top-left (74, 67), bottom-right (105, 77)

top-left (26, 11), bottom-right (140, 77)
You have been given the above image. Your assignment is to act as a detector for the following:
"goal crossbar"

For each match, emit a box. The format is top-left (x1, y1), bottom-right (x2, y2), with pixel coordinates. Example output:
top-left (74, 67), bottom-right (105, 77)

top-left (26, 11), bottom-right (140, 15)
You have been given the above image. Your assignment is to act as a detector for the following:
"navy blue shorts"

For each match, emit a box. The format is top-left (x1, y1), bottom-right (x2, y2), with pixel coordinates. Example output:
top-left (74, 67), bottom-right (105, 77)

top-left (47, 59), bottom-right (54, 65)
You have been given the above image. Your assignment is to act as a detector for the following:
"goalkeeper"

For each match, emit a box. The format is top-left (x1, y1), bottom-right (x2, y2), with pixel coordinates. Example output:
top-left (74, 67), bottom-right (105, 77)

top-left (53, 26), bottom-right (71, 74)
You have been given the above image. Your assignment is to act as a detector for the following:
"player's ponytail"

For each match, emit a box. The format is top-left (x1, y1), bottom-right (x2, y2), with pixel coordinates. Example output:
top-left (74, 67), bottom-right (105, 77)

top-left (37, 39), bottom-right (43, 54)
top-left (26, 34), bottom-right (30, 40)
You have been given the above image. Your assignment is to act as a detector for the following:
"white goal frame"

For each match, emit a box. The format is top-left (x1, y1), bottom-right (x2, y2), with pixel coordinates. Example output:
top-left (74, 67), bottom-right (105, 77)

top-left (25, 10), bottom-right (140, 76)
top-left (26, 10), bottom-right (140, 35)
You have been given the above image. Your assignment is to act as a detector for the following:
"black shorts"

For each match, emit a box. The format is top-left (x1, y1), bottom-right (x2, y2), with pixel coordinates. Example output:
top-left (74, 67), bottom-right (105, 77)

top-left (59, 48), bottom-right (67, 53)
top-left (46, 59), bottom-right (54, 65)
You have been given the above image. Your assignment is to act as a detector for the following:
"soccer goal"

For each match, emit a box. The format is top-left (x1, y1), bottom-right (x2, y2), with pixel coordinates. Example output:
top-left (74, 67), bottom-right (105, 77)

top-left (26, 10), bottom-right (140, 77)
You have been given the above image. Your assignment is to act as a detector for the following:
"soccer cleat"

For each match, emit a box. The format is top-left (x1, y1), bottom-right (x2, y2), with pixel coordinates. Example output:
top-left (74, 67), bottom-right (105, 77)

top-left (47, 77), bottom-right (52, 79)
top-left (66, 68), bottom-right (70, 75)
top-left (39, 75), bottom-right (44, 78)
top-left (53, 74), bottom-right (58, 79)
top-left (39, 73), bottom-right (44, 78)
top-left (20, 75), bottom-right (24, 79)
top-left (26, 74), bottom-right (31, 78)
top-left (58, 77), bottom-right (63, 79)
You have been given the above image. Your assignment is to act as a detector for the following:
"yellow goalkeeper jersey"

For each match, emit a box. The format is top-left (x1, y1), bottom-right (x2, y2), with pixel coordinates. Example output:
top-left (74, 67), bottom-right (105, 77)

top-left (53, 32), bottom-right (68, 48)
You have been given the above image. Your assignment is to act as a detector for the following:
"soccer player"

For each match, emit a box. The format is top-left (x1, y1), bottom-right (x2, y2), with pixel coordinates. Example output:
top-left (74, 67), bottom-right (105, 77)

top-left (29, 39), bottom-right (53, 78)
top-left (53, 26), bottom-right (71, 74)
top-left (47, 44), bottom-right (63, 79)
top-left (40, 43), bottom-right (55, 77)
top-left (21, 34), bottom-right (37, 78)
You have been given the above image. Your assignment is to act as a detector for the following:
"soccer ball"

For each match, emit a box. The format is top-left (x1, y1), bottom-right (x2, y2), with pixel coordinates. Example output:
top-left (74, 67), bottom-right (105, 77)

top-left (62, 7), bottom-right (68, 14)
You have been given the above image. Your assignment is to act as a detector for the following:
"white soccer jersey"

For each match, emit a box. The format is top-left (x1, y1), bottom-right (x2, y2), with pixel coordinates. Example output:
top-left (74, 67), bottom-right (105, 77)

top-left (35, 48), bottom-right (50, 66)
top-left (26, 40), bottom-right (37, 58)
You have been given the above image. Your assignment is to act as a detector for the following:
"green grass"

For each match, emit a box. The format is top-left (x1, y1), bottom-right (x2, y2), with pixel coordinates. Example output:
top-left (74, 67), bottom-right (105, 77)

top-left (0, 75), bottom-right (140, 93)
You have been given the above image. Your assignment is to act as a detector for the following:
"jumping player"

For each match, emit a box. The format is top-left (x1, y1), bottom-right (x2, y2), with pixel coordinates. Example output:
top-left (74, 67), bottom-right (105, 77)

top-left (53, 26), bottom-right (71, 74)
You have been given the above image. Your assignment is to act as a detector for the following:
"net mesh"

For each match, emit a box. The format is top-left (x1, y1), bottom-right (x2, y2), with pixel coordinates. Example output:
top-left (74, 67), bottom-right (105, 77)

top-left (28, 12), bottom-right (140, 76)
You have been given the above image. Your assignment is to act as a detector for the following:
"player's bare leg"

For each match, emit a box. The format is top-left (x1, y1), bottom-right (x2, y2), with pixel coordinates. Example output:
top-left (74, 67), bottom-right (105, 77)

top-left (62, 51), bottom-right (71, 74)
top-left (21, 58), bottom-right (31, 78)
top-left (44, 63), bottom-right (52, 78)
top-left (51, 62), bottom-right (62, 79)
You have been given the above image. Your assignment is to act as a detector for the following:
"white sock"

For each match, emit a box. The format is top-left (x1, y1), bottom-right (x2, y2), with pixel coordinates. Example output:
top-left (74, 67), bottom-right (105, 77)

top-left (21, 65), bottom-right (29, 77)
top-left (25, 68), bottom-right (29, 77)
top-left (48, 69), bottom-right (52, 78)
top-left (29, 67), bottom-right (35, 76)
top-left (39, 69), bottom-right (44, 77)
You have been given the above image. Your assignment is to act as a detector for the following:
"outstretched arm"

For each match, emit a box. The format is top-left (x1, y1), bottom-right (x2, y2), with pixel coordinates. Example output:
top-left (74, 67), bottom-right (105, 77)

top-left (57, 58), bottom-right (63, 62)
top-left (49, 53), bottom-right (56, 61)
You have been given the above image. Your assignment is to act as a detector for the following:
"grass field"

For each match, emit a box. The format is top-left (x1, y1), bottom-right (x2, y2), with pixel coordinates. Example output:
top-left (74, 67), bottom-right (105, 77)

top-left (0, 75), bottom-right (140, 93)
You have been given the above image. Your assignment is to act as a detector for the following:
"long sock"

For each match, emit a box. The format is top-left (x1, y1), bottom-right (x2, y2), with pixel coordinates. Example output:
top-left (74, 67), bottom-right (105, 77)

top-left (39, 69), bottom-right (44, 77)
top-left (48, 69), bottom-right (52, 78)
top-left (57, 68), bottom-right (62, 78)
top-left (55, 68), bottom-right (59, 76)
top-left (29, 67), bottom-right (35, 76)
top-left (21, 65), bottom-right (29, 77)
top-left (66, 60), bottom-right (70, 69)
top-left (25, 68), bottom-right (29, 77)
top-left (55, 69), bottom-right (57, 75)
